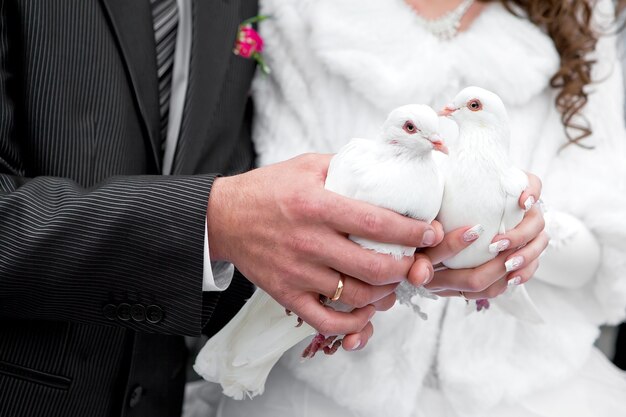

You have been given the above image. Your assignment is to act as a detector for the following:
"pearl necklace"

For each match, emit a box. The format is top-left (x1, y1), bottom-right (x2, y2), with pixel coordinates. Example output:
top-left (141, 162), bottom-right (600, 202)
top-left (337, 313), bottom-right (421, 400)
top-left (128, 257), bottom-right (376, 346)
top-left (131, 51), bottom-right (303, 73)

top-left (411, 0), bottom-right (475, 40)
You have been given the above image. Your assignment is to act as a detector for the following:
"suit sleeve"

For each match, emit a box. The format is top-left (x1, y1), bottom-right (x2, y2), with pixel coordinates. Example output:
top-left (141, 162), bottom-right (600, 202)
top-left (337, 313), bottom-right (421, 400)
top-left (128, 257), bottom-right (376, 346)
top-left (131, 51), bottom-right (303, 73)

top-left (0, 171), bottom-right (225, 336)
top-left (0, 5), bottom-right (252, 337)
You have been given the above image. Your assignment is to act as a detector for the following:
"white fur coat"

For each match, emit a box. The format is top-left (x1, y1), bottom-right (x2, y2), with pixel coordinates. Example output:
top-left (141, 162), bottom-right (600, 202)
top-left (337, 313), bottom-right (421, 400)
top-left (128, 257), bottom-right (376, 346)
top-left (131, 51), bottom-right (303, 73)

top-left (250, 0), bottom-right (626, 415)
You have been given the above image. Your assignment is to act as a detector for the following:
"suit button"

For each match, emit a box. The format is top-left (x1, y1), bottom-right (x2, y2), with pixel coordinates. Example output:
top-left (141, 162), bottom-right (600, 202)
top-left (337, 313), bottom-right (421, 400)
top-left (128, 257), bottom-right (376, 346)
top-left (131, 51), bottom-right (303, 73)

top-left (117, 303), bottom-right (132, 321)
top-left (103, 304), bottom-right (117, 320)
top-left (130, 304), bottom-right (146, 322)
top-left (146, 305), bottom-right (163, 324)
top-left (128, 385), bottom-right (143, 408)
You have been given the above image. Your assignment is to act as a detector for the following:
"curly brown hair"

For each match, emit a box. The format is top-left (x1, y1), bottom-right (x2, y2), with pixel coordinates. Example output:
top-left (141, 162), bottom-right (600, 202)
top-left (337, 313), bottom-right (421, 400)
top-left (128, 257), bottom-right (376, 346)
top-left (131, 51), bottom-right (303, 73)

top-left (480, 0), bottom-right (624, 149)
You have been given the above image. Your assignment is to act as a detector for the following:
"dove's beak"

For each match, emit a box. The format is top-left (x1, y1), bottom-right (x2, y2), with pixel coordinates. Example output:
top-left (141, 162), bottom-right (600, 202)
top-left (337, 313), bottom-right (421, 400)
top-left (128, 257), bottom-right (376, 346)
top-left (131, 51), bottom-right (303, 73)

top-left (429, 134), bottom-right (449, 155)
top-left (438, 104), bottom-right (457, 117)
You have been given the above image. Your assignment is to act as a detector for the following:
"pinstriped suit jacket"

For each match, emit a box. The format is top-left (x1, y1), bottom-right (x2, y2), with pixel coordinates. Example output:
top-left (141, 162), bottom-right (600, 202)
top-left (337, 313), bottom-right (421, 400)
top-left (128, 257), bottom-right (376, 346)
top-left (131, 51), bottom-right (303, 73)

top-left (0, 0), bottom-right (257, 416)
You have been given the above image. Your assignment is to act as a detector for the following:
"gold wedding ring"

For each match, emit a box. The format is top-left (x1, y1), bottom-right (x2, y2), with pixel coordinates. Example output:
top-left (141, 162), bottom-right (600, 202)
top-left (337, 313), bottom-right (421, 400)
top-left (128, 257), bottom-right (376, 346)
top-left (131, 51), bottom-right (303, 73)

top-left (330, 276), bottom-right (345, 302)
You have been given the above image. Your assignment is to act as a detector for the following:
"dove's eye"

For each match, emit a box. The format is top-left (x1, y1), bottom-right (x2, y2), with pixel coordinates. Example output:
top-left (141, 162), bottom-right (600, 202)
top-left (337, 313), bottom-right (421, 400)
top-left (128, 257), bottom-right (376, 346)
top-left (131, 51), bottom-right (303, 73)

top-left (403, 121), bottom-right (419, 134)
top-left (468, 99), bottom-right (482, 112)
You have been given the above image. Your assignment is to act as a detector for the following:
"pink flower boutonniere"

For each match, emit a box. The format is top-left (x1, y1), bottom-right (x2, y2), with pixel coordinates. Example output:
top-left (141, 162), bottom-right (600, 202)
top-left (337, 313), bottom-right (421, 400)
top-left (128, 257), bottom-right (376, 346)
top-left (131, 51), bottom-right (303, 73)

top-left (233, 15), bottom-right (270, 74)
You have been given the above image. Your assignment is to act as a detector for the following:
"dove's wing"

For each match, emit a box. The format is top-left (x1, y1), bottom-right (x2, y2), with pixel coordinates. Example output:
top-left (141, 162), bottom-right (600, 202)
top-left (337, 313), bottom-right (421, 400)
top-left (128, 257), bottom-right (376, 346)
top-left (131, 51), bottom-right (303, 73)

top-left (325, 138), bottom-right (394, 254)
top-left (325, 138), bottom-right (428, 258)
top-left (325, 138), bottom-right (380, 199)
top-left (496, 167), bottom-right (543, 323)
top-left (499, 167), bottom-right (529, 233)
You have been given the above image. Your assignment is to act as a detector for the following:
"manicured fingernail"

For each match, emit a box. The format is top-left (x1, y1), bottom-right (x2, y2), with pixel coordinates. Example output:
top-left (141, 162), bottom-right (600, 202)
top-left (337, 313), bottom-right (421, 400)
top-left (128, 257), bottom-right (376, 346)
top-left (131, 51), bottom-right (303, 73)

top-left (505, 256), bottom-right (524, 272)
top-left (524, 196), bottom-right (536, 212)
top-left (423, 264), bottom-right (434, 285)
top-left (489, 239), bottom-right (510, 254)
top-left (508, 276), bottom-right (522, 286)
top-left (351, 339), bottom-right (361, 350)
top-left (422, 229), bottom-right (436, 246)
top-left (463, 224), bottom-right (484, 242)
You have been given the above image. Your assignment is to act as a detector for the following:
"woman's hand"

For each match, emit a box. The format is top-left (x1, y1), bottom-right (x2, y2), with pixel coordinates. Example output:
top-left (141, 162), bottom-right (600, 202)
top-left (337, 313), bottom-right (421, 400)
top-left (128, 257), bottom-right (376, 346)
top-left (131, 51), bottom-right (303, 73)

top-left (409, 173), bottom-right (548, 300)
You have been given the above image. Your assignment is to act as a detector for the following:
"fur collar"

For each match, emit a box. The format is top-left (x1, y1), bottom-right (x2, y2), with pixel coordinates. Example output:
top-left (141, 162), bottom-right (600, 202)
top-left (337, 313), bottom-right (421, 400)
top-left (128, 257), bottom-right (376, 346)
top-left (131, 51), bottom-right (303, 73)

top-left (293, 0), bottom-right (559, 110)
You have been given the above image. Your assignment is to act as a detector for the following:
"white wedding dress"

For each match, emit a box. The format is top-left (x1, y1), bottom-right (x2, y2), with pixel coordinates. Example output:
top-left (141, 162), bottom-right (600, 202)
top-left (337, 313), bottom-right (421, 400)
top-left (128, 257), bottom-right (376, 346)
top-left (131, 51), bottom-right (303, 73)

top-left (185, 1), bottom-right (626, 416)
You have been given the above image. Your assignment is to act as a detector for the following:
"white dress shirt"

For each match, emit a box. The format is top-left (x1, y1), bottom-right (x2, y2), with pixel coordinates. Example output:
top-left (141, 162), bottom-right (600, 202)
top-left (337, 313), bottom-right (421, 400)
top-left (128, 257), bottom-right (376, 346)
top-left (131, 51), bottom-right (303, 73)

top-left (164, 0), bottom-right (234, 291)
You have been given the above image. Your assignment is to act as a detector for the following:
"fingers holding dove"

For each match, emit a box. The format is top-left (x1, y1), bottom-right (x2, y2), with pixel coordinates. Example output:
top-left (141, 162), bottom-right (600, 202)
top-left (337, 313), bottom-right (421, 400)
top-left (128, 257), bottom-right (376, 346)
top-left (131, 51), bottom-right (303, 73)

top-left (423, 171), bottom-right (548, 299)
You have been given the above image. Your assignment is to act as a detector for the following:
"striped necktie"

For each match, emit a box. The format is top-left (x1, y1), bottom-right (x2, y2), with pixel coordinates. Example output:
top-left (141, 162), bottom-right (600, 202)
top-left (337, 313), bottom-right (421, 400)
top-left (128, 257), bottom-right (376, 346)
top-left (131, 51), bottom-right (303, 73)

top-left (150, 0), bottom-right (179, 150)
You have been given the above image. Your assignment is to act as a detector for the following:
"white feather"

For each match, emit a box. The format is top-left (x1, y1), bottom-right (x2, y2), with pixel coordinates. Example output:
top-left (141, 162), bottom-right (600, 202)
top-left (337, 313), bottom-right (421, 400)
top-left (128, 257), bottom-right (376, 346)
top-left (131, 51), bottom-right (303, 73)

top-left (438, 87), bottom-right (542, 323)
top-left (327, 136), bottom-right (443, 258)
top-left (194, 289), bottom-right (315, 400)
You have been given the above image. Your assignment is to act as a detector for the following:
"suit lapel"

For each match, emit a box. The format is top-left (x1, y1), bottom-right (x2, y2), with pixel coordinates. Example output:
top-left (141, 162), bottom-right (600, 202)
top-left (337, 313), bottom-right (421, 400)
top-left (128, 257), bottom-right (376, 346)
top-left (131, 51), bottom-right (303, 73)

top-left (100, 0), bottom-right (162, 172)
top-left (172, 0), bottom-right (241, 174)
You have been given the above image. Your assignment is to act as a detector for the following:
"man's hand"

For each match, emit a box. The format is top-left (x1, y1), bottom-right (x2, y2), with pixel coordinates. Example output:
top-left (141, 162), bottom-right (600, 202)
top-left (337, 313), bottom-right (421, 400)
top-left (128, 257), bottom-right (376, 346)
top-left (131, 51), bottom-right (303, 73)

top-left (207, 153), bottom-right (443, 350)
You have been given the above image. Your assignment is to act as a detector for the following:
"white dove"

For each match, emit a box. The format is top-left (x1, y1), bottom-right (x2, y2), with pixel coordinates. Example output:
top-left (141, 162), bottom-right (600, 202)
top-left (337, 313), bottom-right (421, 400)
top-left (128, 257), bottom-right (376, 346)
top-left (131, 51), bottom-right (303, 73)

top-left (437, 86), bottom-right (543, 323)
top-left (326, 103), bottom-right (447, 256)
top-left (194, 104), bottom-right (448, 400)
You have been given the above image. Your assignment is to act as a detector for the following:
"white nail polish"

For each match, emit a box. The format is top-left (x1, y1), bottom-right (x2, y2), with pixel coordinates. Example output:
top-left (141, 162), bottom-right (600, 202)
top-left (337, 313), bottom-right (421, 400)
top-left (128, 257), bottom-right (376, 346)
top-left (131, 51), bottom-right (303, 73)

top-left (463, 224), bottom-right (484, 242)
top-left (524, 196), bottom-right (536, 212)
top-left (508, 276), bottom-right (522, 286)
top-left (489, 239), bottom-right (510, 254)
top-left (351, 340), bottom-right (361, 351)
top-left (423, 267), bottom-right (434, 285)
top-left (505, 256), bottom-right (524, 272)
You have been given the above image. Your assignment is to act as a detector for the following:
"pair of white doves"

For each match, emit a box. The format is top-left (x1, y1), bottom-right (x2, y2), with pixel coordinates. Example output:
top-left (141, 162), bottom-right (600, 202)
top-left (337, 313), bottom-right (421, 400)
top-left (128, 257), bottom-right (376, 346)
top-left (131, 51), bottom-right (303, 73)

top-left (195, 86), bottom-right (543, 400)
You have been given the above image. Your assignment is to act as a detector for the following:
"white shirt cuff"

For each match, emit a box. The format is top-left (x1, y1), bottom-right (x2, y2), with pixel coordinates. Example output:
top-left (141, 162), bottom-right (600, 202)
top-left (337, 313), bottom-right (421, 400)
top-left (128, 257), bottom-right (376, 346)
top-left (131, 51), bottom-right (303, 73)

top-left (202, 220), bottom-right (234, 291)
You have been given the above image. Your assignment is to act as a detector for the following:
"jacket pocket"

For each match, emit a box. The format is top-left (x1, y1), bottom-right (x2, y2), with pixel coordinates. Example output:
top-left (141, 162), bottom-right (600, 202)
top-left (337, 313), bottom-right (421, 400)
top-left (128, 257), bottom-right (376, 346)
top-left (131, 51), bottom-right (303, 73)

top-left (0, 360), bottom-right (71, 390)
